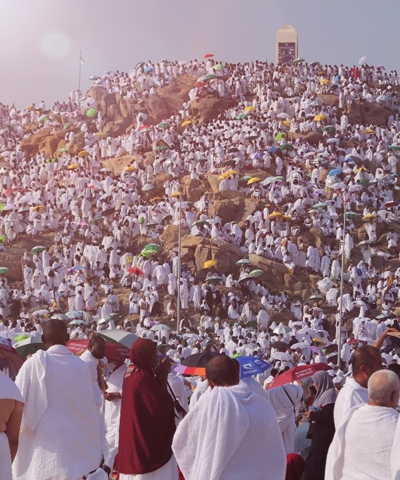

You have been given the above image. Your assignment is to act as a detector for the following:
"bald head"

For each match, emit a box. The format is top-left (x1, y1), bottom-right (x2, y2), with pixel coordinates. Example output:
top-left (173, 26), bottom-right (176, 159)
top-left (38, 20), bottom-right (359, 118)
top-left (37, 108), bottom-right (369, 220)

top-left (42, 319), bottom-right (69, 347)
top-left (206, 355), bottom-right (239, 388)
top-left (352, 345), bottom-right (382, 387)
top-left (368, 370), bottom-right (400, 408)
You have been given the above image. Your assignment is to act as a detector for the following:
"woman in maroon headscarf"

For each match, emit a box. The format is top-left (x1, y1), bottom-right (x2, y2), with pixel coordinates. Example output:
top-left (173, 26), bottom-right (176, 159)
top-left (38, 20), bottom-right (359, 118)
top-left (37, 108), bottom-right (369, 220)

top-left (117, 338), bottom-right (178, 480)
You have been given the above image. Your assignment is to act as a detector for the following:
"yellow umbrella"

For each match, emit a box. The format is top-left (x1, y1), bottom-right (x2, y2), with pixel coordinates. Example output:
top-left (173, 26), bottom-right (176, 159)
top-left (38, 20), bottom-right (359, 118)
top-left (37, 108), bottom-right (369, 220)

top-left (314, 114), bottom-right (325, 122)
top-left (150, 196), bottom-right (162, 203)
top-left (33, 205), bottom-right (46, 212)
top-left (244, 106), bottom-right (256, 112)
top-left (364, 128), bottom-right (374, 134)
top-left (203, 260), bottom-right (217, 269)
top-left (362, 214), bottom-right (375, 221)
top-left (172, 191), bottom-right (181, 197)
top-left (269, 211), bottom-right (283, 219)
top-left (312, 338), bottom-right (326, 345)
top-left (224, 169), bottom-right (238, 176)
top-left (356, 167), bottom-right (367, 173)
top-left (181, 120), bottom-right (192, 127)
top-left (320, 79), bottom-right (330, 85)
top-left (283, 215), bottom-right (292, 221)
top-left (247, 177), bottom-right (261, 185)
top-left (94, 132), bottom-right (106, 137)
top-left (67, 164), bottom-right (78, 170)
top-left (78, 151), bottom-right (89, 158)
top-left (283, 120), bottom-right (291, 127)
top-left (219, 174), bottom-right (229, 179)
top-left (124, 165), bottom-right (135, 171)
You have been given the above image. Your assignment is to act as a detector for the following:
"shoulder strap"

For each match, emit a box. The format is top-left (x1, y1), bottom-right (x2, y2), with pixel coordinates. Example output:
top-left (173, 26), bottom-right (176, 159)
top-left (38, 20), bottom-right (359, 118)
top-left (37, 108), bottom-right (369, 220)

top-left (282, 386), bottom-right (296, 414)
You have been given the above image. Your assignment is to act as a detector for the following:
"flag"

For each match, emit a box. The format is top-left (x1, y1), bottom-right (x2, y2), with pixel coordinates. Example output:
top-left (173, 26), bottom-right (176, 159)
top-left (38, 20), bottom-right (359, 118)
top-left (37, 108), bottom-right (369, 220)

top-left (80, 55), bottom-right (85, 65)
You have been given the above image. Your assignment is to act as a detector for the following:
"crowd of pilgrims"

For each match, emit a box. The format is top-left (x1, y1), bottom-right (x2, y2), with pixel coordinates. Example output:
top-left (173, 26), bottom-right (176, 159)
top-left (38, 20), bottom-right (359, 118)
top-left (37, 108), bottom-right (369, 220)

top-left (1, 56), bottom-right (400, 479)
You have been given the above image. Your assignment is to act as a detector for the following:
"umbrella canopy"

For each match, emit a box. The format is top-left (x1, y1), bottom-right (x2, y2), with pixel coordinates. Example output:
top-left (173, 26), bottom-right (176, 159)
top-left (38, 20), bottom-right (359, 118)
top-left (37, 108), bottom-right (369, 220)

top-left (345, 211), bottom-right (358, 219)
top-left (275, 132), bottom-right (286, 141)
top-left (0, 267), bottom-right (9, 274)
top-left (277, 112), bottom-right (291, 119)
top-left (271, 351), bottom-right (292, 361)
top-left (203, 53), bottom-right (214, 58)
top-left (385, 201), bottom-right (399, 208)
top-left (144, 243), bottom-right (162, 253)
top-left (128, 267), bottom-right (144, 275)
top-left (150, 324), bottom-right (171, 331)
top-left (308, 294), bottom-right (324, 301)
top-left (68, 319), bottom-right (88, 326)
top-left (142, 183), bottom-right (154, 192)
top-left (51, 314), bottom-right (69, 321)
top-left (157, 122), bottom-right (171, 130)
top-left (273, 324), bottom-right (291, 335)
top-left (236, 114), bottom-right (247, 120)
top-left (0, 342), bottom-right (24, 378)
top-left (203, 259), bottom-right (217, 269)
top-left (280, 143), bottom-right (295, 151)
top-left (244, 106), bottom-right (256, 112)
top-left (322, 125), bottom-right (335, 132)
top-left (236, 259), bottom-right (252, 266)
top-left (269, 211), bottom-right (283, 219)
top-left (206, 275), bottom-right (223, 283)
top-left (99, 330), bottom-right (139, 350)
top-left (270, 363), bottom-right (331, 388)
top-left (67, 339), bottom-right (129, 359)
top-left (270, 341), bottom-right (289, 352)
top-left (212, 64), bottom-right (223, 71)
top-left (235, 356), bottom-right (272, 379)
top-left (328, 169), bottom-right (341, 176)
top-left (247, 177), bottom-right (260, 185)
top-left (249, 269), bottom-right (263, 278)
top-left (65, 310), bottom-right (84, 319)
top-left (86, 108), bottom-right (98, 118)
top-left (181, 120), bottom-right (192, 127)
top-left (290, 342), bottom-right (311, 350)
top-left (31, 245), bottom-right (46, 254)
top-left (175, 351), bottom-right (220, 376)
top-left (389, 145), bottom-right (400, 151)
top-left (13, 337), bottom-right (46, 359)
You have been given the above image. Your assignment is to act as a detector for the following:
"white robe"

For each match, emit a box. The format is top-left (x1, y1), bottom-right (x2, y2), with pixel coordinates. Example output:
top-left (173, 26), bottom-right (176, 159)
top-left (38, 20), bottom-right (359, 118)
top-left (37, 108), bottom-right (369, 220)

top-left (333, 377), bottom-right (368, 429)
top-left (0, 370), bottom-right (25, 480)
top-left (326, 404), bottom-right (398, 480)
top-left (13, 345), bottom-right (102, 480)
top-left (172, 383), bottom-right (286, 480)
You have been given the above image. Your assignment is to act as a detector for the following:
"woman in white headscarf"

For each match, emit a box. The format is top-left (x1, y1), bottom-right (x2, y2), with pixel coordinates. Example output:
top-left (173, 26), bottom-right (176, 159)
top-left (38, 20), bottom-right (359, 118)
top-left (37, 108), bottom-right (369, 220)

top-left (265, 383), bottom-right (303, 454)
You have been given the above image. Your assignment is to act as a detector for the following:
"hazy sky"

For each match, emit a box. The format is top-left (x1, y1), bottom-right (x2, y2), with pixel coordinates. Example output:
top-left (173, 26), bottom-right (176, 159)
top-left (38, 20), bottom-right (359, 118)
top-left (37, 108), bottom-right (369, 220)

top-left (1, 0), bottom-right (399, 108)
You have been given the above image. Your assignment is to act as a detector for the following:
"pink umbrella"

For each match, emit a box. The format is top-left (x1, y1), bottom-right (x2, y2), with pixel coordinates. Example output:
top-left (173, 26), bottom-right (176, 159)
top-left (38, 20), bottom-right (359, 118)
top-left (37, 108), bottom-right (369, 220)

top-left (269, 363), bottom-right (331, 389)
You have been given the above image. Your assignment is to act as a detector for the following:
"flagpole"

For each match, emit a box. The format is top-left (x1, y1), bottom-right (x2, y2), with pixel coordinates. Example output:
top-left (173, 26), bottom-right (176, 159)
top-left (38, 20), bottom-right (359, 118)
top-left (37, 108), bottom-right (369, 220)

top-left (79, 50), bottom-right (82, 91)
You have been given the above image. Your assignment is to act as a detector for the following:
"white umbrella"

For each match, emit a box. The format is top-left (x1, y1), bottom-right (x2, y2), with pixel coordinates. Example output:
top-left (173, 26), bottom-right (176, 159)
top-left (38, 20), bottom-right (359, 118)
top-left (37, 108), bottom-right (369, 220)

top-left (271, 352), bottom-right (292, 361)
top-left (99, 330), bottom-right (139, 349)
top-left (290, 342), bottom-right (311, 350)
top-left (359, 56), bottom-right (367, 65)
top-left (150, 324), bottom-right (171, 331)
top-left (277, 112), bottom-right (291, 119)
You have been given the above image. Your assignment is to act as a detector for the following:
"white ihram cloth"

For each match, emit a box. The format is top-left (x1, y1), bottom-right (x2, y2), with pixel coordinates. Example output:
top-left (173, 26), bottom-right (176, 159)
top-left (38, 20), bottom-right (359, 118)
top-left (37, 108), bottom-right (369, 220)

top-left (104, 363), bottom-right (127, 468)
top-left (265, 384), bottom-right (303, 454)
top-left (0, 370), bottom-right (24, 480)
top-left (390, 413), bottom-right (400, 480)
top-left (333, 377), bottom-right (368, 428)
top-left (119, 456), bottom-right (178, 480)
top-left (325, 404), bottom-right (397, 480)
top-left (172, 383), bottom-right (286, 480)
top-left (13, 345), bottom-right (103, 480)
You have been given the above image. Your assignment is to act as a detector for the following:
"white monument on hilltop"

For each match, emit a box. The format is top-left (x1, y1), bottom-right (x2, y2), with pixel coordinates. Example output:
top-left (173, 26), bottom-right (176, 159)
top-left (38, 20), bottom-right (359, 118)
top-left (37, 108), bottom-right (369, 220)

top-left (276, 24), bottom-right (298, 65)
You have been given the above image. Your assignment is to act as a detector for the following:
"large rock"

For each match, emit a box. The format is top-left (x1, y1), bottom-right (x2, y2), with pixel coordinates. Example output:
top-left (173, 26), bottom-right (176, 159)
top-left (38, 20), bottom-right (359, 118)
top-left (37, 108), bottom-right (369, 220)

top-left (347, 100), bottom-right (394, 127)
top-left (190, 97), bottom-right (234, 123)
top-left (181, 176), bottom-right (204, 202)
top-left (317, 94), bottom-right (339, 108)
top-left (143, 95), bottom-right (170, 124)
top-left (21, 127), bottom-right (55, 156)
top-left (157, 75), bottom-right (195, 114)
top-left (193, 238), bottom-right (242, 275)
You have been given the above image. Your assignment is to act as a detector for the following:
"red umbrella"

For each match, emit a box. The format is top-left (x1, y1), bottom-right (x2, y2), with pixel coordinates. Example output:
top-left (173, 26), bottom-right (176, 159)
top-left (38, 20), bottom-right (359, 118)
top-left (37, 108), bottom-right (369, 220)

top-left (269, 363), bottom-right (331, 389)
top-left (128, 267), bottom-right (144, 275)
top-left (203, 53), bottom-right (214, 58)
top-left (66, 339), bottom-right (129, 360)
top-left (0, 343), bottom-right (24, 378)
top-left (194, 81), bottom-right (207, 88)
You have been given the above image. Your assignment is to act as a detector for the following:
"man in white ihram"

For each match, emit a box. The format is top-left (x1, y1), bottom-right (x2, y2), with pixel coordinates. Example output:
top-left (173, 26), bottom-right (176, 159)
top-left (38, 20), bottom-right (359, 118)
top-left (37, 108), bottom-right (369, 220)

top-left (172, 355), bottom-right (286, 480)
top-left (325, 369), bottom-right (399, 480)
top-left (13, 319), bottom-right (107, 480)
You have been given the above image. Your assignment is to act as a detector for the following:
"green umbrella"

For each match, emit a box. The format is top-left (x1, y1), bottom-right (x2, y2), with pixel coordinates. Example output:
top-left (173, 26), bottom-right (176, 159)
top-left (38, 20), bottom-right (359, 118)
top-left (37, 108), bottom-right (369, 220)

top-left (236, 259), bottom-right (252, 266)
top-left (39, 115), bottom-right (49, 122)
top-left (155, 145), bottom-right (168, 151)
top-left (249, 269), bottom-right (263, 278)
top-left (14, 337), bottom-right (46, 359)
top-left (0, 203), bottom-right (4, 212)
top-left (62, 122), bottom-right (71, 130)
top-left (144, 243), bottom-right (162, 253)
top-left (345, 211), bottom-right (358, 219)
top-left (240, 175), bottom-right (253, 182)
top-left (13, 334), bottom-right (30, 342)
top-left (157, 122), bottom-right (170, 129)
top-left (31, 245), bottom-right (46, 254)
top-left (86, 108), bottom-right (98, 118)
top-left (139, 250), bottom-right (156, 257)
top-left (57, 147), bottom-right (69, 152)
top-left (322, 125), bottom-right (335, 132)
top-left (236, 114), bottom-right (247, 120)
top-left (212, 64), bottom-right (223, 71)
top-left (206, 275), bottom-right (223, 283)
top-left (313, 202), bottom-right (327, 209)
top-left (205, 73), bottom-right (217, 80)
top-left (0, 267), bottom-right (9, 274)
top-left (275, 132), bottom-right (286, 141)
top-left (360, 178), bottom-right (369, 187)
top-left (0, 235), bottom-right (6, 243)
top-left (280, 143), bottom-right (295, 151)
top-left (389, 145), bottom-right (400, 151)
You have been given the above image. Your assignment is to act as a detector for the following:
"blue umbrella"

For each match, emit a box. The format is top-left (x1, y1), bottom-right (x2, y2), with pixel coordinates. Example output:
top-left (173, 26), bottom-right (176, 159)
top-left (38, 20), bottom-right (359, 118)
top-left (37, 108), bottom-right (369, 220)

top-left (253, 152), bottom-right (263, 160)
top-left (328, 169), bottom-right (341, 176)
top-left (144, 66), bottom-right (154, 73)
top-left (235, 356), bottom-right (272, 379)
top-left (268, 146), bottom-right (279, 154)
